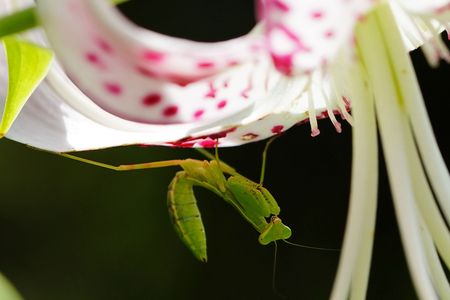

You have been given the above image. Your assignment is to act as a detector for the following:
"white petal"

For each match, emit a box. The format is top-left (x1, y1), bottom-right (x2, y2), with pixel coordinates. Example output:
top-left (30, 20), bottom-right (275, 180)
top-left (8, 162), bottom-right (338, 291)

top-left (395, 0), bottom-right (450, 16)
top-left (0, 41), bottom-right (291, 151)
top-left (389, 1), bottom-right (450, 66)
top-left (389, 2), bottom-right (435, 51)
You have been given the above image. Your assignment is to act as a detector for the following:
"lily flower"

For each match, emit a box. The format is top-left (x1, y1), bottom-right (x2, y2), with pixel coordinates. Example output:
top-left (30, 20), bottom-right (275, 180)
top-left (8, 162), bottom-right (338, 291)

top-left (0, 0), bottom-right (450, 299)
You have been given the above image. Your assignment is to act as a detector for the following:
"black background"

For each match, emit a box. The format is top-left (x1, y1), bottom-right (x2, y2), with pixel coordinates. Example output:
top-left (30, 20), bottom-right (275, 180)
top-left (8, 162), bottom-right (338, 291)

top-left (0, 1), bottom-right (449, 299)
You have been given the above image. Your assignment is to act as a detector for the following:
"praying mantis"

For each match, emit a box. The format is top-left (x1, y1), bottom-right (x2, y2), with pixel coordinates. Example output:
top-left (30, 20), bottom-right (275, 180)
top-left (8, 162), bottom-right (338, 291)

top-left (167, 157), bottom-right (291, 262)
top-left (59, 138), bottom-right (292, 262)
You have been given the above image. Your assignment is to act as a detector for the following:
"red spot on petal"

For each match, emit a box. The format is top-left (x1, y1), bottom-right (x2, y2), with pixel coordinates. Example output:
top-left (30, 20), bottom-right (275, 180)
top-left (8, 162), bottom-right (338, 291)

top-left (193, 109), bottom-right (205, 119)
top-left (163, 105), bottom-right (178, 117)
top-left (168, 140), bottom-right (196, 148)
top-left (271, 125), bottom-right (284, 134)
top-left (85, 52), bottom-right (107, 70)
top-left (96, 38), bottom-right (113, 54)
top-left (142, 93), bottom-right (162, 106)
top-left (199, 138), bottom-right (218, 148)
top-left (272, 54), bottom-right (293, 75)
top-left (143, 50), bottom-right (165, 61)
top-left (311, 11), bottom-right (324, 19)
top-left (104, 83), bottom-right (122, 95)
top-left (174, 128), bottom-right (237, 148)
top-left (217, 100), bottom-right (227, 109)
top-left (324, 30), bottom-right (335, 39)
top-left (205, 81), bottom-right (217, 98)
top-left (85, 52), bottom-right (100, 64)
top-left (208, 127), bottom-right (237, 139)
top-left (197, 61), bottom-right (215, 69)
top-left (137, 66), bottom-right (158, 78)
top-left (241, 133), bottom-right (259, 141)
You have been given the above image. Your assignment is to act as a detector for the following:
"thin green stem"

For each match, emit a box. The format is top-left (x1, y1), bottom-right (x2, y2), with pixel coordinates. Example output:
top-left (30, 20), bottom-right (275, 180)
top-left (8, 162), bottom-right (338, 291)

top-left (0, 7), bottom-right (37, 39)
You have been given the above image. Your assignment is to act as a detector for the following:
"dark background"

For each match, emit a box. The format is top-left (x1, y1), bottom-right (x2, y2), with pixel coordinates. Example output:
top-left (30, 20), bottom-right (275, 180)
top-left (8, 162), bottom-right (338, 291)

top-left (0, 1), bottom-right (449, 299)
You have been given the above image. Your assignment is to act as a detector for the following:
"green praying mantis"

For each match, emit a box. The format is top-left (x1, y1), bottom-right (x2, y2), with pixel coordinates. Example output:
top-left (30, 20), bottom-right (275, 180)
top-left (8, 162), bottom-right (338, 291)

top-left (60, 138), bottom-right (292, 262)
top-left (167, 157), bottom-right (291, 262)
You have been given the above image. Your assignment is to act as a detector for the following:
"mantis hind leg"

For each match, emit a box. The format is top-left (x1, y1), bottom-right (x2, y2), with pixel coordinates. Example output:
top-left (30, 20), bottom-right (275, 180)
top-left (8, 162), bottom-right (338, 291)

top-left (58, 152), bottom-right (184, 171)
top-left (57, 149), bottom-right (236, 174)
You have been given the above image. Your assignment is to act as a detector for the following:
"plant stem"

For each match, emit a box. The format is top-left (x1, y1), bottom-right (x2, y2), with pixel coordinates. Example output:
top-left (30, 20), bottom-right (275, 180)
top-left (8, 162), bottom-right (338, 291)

top-left (0, 0), bottom-right (130, 39)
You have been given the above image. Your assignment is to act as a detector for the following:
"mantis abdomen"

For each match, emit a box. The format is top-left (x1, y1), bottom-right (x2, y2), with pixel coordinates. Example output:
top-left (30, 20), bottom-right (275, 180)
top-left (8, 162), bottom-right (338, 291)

top-left (167, 171), bottom-right (207, 262)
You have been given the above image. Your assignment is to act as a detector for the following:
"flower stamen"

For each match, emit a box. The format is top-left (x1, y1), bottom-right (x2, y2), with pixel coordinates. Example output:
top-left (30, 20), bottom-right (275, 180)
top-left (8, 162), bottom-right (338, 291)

top-left (320, 86), bottom-right (342, 133)
top-left (307, 84), bottom-right (320, 137)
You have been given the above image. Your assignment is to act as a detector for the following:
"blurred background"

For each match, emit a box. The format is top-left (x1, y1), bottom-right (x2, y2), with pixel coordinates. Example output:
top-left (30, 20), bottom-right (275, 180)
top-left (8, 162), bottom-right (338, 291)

top-left (0, 1), bottom-right (449, 299)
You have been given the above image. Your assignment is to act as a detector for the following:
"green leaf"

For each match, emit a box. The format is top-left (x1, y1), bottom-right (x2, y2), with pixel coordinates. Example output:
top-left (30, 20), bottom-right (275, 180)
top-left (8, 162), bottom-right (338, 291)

top-left (0, 272), bottom-right (23, 300)
top-left (0, 37), bottom-right (53, 137)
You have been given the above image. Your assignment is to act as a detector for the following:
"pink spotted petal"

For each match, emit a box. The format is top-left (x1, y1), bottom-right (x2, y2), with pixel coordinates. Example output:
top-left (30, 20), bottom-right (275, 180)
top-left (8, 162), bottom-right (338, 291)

top-left (1, 0), bottom-right (342, 152)
top-left (35, 0), bottom-right (264, 125)
top-left (0, 16), bottom-right (316, 152)
top-left (260, 0), bottom-right (373, 75)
